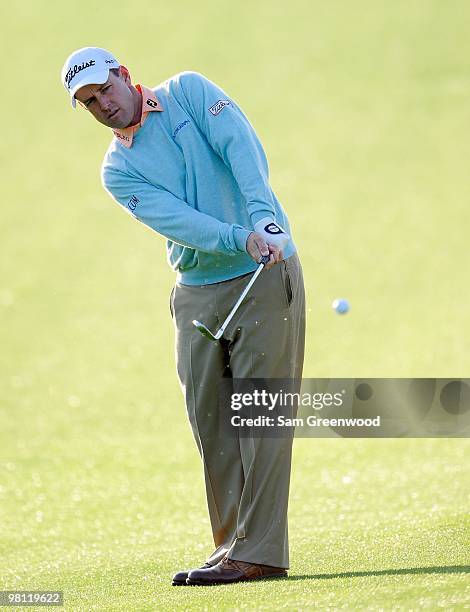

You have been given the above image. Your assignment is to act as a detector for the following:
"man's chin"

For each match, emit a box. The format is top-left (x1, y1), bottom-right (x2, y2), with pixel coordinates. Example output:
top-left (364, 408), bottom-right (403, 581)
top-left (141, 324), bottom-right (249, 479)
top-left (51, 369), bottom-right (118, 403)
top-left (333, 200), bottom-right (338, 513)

top-left (104, 111), bottom-right (129, 130)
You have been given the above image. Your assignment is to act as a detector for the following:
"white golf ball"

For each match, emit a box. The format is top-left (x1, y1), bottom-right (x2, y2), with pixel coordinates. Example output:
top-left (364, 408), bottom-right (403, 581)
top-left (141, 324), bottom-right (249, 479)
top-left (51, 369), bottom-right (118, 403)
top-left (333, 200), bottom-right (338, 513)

top-left (332, 298), bottom-right (350, 314)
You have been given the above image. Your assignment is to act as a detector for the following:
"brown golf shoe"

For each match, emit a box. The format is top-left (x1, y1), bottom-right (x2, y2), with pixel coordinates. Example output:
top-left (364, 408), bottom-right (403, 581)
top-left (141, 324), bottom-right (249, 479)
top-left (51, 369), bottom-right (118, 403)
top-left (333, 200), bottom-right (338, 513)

top-left (172, 563), bottom-right (212, 586)
top-left (186, 556), bottom-right (287, 585)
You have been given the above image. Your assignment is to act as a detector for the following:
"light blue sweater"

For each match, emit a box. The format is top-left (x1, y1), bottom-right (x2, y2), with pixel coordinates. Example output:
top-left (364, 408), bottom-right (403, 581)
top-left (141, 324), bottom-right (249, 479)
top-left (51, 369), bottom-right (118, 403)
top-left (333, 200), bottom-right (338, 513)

top-left (101, 71), bottom-right (296, 285)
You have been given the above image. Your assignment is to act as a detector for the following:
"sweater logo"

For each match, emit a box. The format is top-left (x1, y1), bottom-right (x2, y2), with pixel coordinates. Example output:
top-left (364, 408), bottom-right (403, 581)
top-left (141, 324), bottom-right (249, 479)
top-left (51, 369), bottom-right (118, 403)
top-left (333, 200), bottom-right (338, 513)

top-left (208, 99), bottom-right (230, 116)
top-left (172, 120), bottom-right (190, 139)
top-left (127, 195), bottom-right (140, 211)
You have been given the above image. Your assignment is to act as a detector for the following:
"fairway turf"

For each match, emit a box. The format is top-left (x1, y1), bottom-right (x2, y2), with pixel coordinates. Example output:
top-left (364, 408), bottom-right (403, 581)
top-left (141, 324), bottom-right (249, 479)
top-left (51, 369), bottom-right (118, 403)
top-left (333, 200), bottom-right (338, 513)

top-left (1, 0), bottom-right (469, 609)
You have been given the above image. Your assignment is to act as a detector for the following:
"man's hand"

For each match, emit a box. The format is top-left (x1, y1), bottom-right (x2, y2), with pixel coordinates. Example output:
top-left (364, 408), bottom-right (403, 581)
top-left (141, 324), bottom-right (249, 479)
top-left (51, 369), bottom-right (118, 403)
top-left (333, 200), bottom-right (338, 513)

top-left (254, 217), bottom-right (290, 250)
top-left (246, 232), bottom-right (283, 270)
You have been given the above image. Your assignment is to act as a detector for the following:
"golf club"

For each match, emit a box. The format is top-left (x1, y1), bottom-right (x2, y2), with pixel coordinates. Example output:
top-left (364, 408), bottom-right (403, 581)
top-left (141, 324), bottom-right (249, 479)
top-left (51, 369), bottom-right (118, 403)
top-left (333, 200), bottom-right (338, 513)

top-left (193, 254), bottom-right (271, 341)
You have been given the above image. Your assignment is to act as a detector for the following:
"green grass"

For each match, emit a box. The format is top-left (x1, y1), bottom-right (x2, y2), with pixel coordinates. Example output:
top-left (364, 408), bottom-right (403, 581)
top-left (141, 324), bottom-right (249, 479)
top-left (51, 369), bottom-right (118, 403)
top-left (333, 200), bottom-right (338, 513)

top-left (1, 0), bottom-right (469, 609)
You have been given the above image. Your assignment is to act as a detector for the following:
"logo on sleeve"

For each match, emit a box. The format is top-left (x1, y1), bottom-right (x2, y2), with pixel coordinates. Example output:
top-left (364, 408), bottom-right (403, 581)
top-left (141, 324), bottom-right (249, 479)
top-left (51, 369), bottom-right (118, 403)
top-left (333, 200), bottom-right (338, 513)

top-left (208, 99), bottom-right (230, 116)
top-left (146, 98), bottom-right (158, 108)
top-left (172, 120), bottom-right (190, 139)
top-left (127, 195), bottom-right (140, 211)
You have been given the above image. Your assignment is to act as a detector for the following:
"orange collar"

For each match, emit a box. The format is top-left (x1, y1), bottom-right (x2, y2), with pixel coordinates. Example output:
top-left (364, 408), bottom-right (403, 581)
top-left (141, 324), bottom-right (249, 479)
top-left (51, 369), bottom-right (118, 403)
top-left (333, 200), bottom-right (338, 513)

top-left (112, 84), bottom-right (163, 148)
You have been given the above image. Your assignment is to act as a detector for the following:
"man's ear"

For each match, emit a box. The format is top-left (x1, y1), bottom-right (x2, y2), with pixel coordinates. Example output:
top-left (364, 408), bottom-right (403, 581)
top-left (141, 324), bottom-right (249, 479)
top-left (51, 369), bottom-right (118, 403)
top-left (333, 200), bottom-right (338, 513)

top-left (119, 65), bottom-right (132, 85)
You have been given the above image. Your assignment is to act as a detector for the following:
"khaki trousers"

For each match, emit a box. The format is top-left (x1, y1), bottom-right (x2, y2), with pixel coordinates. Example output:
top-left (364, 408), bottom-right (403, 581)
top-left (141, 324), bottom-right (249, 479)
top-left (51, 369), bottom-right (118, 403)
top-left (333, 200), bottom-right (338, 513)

top-left (171, 253), bottom-right (305, 568)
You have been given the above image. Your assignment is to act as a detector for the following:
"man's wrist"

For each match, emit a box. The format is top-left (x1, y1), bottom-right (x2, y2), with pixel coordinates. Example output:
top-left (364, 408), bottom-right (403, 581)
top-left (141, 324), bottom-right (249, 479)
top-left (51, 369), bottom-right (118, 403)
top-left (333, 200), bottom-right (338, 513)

top-left (233, 227), bottom-right (252, 253)
top-left (251, 210), bottom-right (275, 226)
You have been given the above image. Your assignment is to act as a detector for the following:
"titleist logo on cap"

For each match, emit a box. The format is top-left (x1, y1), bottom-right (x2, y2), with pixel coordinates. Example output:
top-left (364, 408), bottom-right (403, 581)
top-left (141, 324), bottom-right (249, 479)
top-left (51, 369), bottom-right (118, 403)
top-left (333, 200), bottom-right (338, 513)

top-left (65, 59), bottom-right (96, 89)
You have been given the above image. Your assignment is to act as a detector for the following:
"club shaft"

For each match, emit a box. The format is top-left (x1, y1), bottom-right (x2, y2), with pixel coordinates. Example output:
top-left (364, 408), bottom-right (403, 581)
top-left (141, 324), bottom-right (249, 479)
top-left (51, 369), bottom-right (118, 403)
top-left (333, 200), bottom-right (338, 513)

top-left (218, 262), bottom-right (265, 336)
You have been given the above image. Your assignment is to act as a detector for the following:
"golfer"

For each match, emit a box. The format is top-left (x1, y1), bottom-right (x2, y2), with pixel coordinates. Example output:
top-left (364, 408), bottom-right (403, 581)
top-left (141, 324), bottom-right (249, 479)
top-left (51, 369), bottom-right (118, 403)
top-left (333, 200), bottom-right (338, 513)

top-left (61, 47), bottom-right (305, 586)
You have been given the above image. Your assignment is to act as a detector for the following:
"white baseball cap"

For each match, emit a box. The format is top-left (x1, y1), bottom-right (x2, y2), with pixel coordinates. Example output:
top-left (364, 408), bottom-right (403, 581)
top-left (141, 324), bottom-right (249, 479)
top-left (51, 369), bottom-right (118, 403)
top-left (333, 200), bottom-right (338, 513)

top-left (61, 47), bottom-right (120, 108)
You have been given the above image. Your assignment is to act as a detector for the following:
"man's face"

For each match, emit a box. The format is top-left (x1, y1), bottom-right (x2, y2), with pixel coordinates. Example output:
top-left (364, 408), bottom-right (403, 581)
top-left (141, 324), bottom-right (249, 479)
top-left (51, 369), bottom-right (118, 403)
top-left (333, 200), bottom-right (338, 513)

top-left (75, 68), bottom-right (137, 129)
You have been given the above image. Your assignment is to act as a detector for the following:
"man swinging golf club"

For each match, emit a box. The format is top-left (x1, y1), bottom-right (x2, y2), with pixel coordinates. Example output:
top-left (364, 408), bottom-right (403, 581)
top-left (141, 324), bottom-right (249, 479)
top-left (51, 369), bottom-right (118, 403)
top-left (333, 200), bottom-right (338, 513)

top-left (61, 47), bottom-right (306, 586)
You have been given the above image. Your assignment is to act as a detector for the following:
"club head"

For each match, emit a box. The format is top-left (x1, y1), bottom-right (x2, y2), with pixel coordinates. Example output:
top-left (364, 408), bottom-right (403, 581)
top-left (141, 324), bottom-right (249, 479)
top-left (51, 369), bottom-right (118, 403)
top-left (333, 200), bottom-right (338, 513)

top-left (192, 319), bottom-right (219, 342)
